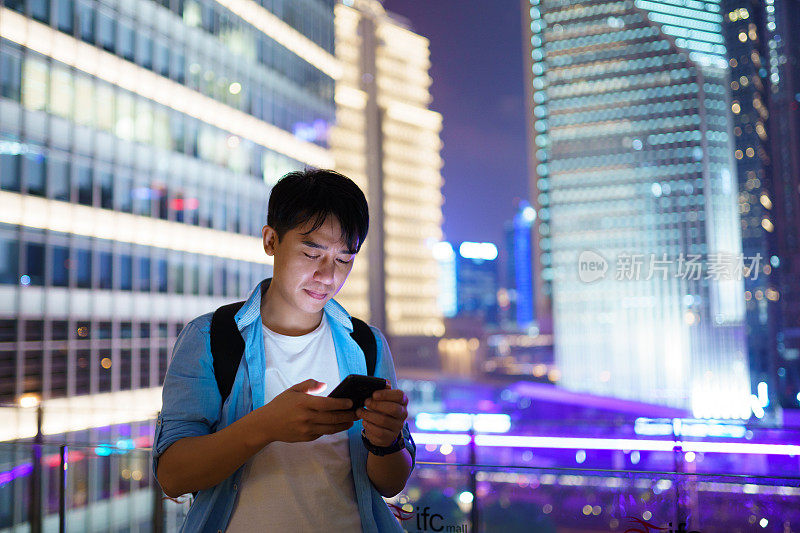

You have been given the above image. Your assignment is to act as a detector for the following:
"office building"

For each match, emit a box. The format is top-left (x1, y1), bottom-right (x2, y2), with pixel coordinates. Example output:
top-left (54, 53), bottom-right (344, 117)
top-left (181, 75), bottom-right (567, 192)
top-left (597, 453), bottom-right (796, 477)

top-left (330, 0), bottom-right (445, 338)
top-left (454, 241), bottom-right (499, 325)
top-left (0, 0), bottom-right (337, 409)
top-left (502, 200), bottom-right (536, 331)
top-left (763, 0), bottom-right (800, 408)
top-left (721, 0), bottom-right (781, 410)
top-left (522, 0), bottom-right (751, 417)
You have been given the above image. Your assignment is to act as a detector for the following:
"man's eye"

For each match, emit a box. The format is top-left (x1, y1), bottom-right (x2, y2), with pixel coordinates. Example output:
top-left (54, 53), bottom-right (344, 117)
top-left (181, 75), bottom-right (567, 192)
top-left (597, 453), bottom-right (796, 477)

top-left (304, 253), bottom-right (320, 259)
top-left (337, 258), bottom-right (353, 264)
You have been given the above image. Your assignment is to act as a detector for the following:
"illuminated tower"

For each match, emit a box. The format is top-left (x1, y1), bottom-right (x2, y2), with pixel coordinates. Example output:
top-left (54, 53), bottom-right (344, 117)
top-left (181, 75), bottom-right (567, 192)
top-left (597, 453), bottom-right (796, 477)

top-left (764, 0), bottom-right (800, 408)
top-left (721, 1), bottom-right (779, 410)
top-left (522, 0), bottom-right (751, 417)
top-left (331, 0), bottom-right (445, 337)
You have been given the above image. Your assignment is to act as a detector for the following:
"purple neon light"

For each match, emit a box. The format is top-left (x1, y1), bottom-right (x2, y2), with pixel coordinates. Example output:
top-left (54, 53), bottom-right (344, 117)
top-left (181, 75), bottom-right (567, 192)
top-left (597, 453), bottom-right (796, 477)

top-left (410, 433), bottom-right (800, 456)
top-left (0, 463), bottom-right (33, 486)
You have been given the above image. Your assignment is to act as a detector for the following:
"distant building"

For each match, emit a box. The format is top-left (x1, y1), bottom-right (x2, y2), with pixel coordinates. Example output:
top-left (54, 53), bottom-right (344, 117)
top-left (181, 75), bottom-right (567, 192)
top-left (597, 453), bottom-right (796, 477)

top-left (522, 0), bottom-right (751, 417)
top-left (0, 0), bottom-right (337, 407)
top-left (454, 241), bottom-right (499, 326)
top-left (330, 0), bottom-right (445, 338)
top-left (433, 241), bottom-right (457, 319)
top-left (721, 0), bottom-right (780, 409)
top-left (764, 0), bottom-right (800, 408)
top-left (502, 200), bottom-right (536, 331)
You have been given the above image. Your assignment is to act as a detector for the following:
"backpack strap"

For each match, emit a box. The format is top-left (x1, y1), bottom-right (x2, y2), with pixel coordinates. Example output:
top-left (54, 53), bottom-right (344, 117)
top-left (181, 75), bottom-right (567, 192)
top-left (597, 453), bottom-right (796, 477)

top-left (210, 302), bottom-right (379, 404)
top-left (350, 317), bottom-right (377, 377)
top-left (209, 301), bottom-right (246, 403)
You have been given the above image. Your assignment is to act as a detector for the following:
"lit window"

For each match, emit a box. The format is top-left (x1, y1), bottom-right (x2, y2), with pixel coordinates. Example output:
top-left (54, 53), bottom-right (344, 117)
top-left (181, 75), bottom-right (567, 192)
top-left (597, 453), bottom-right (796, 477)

top-left (74, 76), bottom-right (95, 126)
top-left (21, 56), bottom-right (48, 112)
top-left (95, 84), bottom-right (115, 132)
top-left (49, 65), bottom-right (73, 119)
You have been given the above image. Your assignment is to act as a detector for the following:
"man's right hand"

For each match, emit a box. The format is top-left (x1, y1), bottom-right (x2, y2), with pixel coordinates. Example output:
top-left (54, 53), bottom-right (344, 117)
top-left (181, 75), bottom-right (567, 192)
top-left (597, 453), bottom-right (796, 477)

top-left (257, 379), bottom-right (358, 443)
top-left (156, 379), bottom-right (357, 497)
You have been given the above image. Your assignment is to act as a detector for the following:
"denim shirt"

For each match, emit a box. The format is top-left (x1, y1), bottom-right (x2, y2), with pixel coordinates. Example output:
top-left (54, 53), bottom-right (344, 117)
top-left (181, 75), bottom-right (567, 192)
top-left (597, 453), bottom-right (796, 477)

top-left (152, 279), bottom-right (416, 532)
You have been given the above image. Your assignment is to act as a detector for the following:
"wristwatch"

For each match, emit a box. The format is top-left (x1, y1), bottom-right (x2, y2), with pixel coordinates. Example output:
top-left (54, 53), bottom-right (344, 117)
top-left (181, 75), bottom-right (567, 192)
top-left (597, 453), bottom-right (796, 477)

top-left (361, 429), bottom-right (406, 456)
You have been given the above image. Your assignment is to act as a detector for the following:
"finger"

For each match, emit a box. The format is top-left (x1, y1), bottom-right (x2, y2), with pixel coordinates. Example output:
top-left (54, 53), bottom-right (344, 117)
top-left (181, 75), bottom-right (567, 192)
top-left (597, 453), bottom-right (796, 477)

top-left (362, 420), bottom-right (399, 444)
top-left (364, 399), bottom-right (406, 420)
top-left (372, 389), bottom-right (407, 405)
top-left (358, 407), bottom-right (402, 432)
top-left (290, 379), bottom-right (325, 393)
top-left (314, 421), bottom-right (355, 435)
top-left (304, 394), bottom-right (354, 411)
top-left (312, 410), bottom-right (358, 425)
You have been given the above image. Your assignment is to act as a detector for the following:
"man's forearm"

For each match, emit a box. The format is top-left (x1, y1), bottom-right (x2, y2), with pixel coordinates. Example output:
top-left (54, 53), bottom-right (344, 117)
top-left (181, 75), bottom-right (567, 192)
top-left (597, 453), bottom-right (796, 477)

top-left (366, 448), bottom-right (413, 497)
top-left (156, 412), bottom-right (270, 497)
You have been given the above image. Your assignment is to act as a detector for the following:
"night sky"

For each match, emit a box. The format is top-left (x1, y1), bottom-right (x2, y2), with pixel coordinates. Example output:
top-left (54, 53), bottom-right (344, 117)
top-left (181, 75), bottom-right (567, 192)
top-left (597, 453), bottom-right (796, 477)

top-left (380, 1), bottom-right (529, 247)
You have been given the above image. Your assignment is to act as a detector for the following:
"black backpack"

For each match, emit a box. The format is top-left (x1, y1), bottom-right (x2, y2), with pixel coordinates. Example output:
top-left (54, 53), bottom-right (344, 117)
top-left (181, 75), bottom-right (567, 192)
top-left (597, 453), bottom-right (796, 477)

top-left (209, 301), bottom-right (378, 404)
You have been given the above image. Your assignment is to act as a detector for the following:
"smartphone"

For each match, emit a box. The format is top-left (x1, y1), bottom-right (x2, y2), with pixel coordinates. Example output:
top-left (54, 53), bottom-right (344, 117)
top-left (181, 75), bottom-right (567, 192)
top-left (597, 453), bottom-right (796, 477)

top-left (328, 374), bottom-right (387, 410)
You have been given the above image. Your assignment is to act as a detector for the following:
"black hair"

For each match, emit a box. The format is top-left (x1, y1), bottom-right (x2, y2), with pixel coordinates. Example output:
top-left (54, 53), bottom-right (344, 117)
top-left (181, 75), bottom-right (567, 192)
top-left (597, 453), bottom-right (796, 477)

top-left (267, 168), bottom-right (369, 253)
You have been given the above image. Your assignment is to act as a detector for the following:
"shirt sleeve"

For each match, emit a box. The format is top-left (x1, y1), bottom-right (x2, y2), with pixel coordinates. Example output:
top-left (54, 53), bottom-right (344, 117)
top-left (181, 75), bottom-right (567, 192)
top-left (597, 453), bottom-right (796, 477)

top-left (152, 318), bottom-right (222, 483)
top-left (370, 326), bottom-right (416, 471)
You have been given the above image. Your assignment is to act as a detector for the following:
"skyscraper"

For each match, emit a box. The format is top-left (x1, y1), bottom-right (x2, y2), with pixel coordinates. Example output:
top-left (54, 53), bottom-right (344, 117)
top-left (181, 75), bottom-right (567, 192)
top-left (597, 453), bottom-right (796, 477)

top-left (0, 0), bottom-right (336, 413)
top-left (721, 0), bottom-right (780, 409)
top-left (505, 200), bottom-right (536, 330)
top-left (330, 0), bottom-right (445, 338)
top-left (522, 0), bottom-right (751, 417)
top-left (764, 0), bottom-right (800, 408)
top-left (455, 241), bottom-right (500, 326)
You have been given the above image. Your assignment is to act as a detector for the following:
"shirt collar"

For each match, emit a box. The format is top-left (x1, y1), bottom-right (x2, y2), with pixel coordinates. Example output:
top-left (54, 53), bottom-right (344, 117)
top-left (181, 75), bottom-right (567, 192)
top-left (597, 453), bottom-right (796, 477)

top-left (234, 278), bottom-right (354, 333)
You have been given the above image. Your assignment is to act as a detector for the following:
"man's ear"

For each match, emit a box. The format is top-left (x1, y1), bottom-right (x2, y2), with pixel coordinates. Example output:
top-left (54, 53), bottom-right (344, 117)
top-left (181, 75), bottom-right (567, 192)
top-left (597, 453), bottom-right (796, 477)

top-left (262, 225), bottom-right (278, 256)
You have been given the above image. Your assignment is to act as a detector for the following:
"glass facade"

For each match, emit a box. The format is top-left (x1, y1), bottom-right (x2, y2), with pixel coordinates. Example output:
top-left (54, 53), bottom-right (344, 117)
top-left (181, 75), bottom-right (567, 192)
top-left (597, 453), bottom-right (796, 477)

top-left (0, 0), bottom-right (336, 404)
top-left (721, 0), bottom-right (780, 407)
top-left (765, 0), bottom-right (800, 408)
top-left (523, 0), bottom-right (750, 417)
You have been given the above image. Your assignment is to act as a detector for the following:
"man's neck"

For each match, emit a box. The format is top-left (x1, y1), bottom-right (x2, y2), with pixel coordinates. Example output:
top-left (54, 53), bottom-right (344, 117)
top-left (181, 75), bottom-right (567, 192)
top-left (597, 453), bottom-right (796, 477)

top-left (260, 285), bottom-right (323, 336)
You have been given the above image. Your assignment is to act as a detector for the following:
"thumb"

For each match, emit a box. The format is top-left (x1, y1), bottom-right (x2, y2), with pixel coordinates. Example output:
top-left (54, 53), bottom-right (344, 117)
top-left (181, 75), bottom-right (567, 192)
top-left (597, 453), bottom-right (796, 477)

top-left (290, 379), bottom-right (326, 393)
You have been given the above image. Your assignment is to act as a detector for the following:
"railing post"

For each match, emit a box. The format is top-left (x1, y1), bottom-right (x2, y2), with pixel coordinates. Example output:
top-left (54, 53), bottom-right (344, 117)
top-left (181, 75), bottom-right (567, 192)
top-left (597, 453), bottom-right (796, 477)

top-left (59, 444), bottom-right (67, 533)
top-left (672, 418), bottom-right (686, 532)
top-left (29, 403), bottom-right (43, 533)
top-left (469, 427), bottom-right (479, 533)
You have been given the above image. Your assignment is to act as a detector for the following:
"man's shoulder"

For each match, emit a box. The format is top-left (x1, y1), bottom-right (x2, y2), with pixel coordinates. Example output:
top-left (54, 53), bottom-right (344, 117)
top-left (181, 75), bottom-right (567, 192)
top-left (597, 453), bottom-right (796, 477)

top-left (182, 311), bottom-right (214, 337)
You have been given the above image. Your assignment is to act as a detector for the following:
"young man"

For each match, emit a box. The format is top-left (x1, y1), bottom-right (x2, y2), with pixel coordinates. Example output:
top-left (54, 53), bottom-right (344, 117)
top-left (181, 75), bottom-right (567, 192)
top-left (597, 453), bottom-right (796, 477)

top-left (152, 169), bottom-right (415, 532)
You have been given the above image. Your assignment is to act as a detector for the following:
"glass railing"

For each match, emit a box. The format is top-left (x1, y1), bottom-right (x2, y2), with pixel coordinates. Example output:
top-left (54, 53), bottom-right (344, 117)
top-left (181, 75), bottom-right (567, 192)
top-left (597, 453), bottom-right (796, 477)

top-left (0, 441), bottom-right (190, 532)
top-left (3, 440), bottom-right (799, 532)
top-left (395, 462), bottom-right (800, 532)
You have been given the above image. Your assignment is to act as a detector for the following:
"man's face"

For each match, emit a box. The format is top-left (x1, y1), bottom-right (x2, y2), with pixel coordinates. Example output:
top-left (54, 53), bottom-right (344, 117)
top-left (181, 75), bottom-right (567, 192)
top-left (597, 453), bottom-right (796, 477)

top-left (262, 216), bottom-right (356, 322)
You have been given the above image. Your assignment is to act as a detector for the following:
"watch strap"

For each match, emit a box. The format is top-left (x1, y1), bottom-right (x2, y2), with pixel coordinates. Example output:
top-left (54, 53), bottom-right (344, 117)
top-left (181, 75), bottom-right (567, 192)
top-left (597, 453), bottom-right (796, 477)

top-left (361, 430), bottom-right (405, 456)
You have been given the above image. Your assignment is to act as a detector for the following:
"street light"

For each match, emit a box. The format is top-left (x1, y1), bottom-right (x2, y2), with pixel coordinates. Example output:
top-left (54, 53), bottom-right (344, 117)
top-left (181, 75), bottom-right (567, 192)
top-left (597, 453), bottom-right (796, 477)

top-left (17, 393), bottom-right (41, 409)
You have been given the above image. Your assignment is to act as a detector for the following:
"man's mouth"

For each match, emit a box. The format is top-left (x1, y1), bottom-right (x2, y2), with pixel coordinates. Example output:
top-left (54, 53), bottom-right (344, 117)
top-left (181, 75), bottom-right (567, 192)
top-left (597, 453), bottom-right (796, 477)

top-left (304, 289), bottom-right (327, 300)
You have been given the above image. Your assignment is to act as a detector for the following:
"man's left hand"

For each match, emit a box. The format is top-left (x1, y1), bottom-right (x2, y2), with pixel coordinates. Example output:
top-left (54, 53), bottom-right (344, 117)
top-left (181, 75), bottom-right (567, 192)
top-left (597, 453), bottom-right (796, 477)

top-left (357, 387), bottom-right (408, 447)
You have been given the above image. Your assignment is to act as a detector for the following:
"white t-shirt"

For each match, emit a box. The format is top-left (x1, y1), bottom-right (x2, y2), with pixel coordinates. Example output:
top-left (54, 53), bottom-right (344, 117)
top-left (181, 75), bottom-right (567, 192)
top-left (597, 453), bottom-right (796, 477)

top-left (226, 316), bottom-right (362, 532)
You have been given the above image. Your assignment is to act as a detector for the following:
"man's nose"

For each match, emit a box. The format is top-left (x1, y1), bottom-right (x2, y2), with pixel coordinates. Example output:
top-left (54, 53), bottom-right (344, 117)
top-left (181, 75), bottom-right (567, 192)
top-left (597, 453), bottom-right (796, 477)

top-left (314, 257), bottom-right (335, 282)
